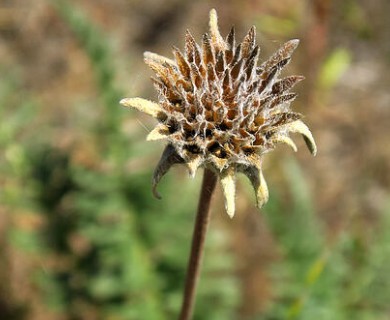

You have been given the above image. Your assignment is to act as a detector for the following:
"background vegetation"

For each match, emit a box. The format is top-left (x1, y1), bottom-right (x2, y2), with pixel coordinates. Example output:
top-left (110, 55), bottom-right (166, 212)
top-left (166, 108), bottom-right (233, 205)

top-left (1, 0), bottom-right (390, 319)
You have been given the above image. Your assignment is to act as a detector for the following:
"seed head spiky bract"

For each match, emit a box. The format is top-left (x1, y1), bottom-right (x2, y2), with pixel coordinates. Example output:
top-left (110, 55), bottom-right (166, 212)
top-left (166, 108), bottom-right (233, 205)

top-left (121, 9), bottom-right (316, 218)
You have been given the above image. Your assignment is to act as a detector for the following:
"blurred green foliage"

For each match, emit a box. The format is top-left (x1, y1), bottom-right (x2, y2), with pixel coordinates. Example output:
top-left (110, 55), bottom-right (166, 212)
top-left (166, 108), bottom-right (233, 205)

top-left (318, 48), bottom-right (351, 92)
top-left (261, 159), bottom-right (390, 320)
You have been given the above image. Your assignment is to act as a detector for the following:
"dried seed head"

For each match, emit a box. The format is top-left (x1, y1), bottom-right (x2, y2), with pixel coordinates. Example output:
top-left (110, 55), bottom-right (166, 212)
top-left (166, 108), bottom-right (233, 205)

top-left (121, 9), bottom-right (317, 218)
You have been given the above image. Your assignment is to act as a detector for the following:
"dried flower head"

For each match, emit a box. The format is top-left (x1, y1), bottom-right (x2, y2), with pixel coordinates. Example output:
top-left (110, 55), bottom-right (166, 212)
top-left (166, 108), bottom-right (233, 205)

top-left (121, 9), bottom-right (316, 217)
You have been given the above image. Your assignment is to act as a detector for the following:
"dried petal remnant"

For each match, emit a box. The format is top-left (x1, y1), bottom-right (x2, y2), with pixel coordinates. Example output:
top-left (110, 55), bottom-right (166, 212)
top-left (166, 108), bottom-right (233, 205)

top-left (120, 98), bottom-right (163, 119)
top-left (121, 9), bottom-right (316, 217)
top-left (220, 168), bottom-right (236, 218)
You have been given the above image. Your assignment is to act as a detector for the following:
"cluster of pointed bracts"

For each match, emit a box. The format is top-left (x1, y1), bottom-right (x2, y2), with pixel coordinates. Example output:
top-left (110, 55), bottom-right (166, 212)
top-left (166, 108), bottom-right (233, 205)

top-left (120, 9), bottom-right (317, 217)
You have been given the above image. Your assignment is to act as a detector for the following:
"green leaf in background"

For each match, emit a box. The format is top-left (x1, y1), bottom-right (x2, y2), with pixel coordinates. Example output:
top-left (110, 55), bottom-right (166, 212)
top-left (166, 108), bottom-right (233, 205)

top-left (255, 15), bottom-right (299, 37)
top-left (318, 48), bottom-right (352, 91)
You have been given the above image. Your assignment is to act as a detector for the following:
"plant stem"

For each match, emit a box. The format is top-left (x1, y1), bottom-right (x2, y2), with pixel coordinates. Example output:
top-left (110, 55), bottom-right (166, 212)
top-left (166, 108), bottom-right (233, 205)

top-left (179, 168), bottom-right (218, 320)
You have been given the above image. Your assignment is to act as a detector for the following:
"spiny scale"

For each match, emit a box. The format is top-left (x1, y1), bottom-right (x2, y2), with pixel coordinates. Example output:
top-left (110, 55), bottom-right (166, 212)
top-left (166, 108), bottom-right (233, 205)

top-left (147, 29), bottom-right (303, 162)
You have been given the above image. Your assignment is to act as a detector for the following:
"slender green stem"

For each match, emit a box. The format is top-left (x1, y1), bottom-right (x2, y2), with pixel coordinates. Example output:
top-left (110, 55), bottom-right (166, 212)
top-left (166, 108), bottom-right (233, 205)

top-left (179, 169), bottom-right (218, 320)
